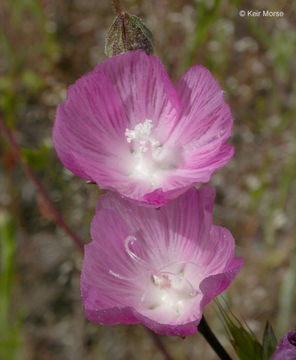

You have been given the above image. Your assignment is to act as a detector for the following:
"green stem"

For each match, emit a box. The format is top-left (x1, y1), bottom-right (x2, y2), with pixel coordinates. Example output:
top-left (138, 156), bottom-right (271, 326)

top-left (198, 316), bottom-right (232, 360)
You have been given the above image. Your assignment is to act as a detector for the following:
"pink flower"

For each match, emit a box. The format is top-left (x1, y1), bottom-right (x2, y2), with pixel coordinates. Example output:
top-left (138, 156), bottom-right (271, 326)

top-left (270, 332), bottom-right (296, 360)
top-left (53, 51), bottom-right (234, 206)
top-left (80, 186), bottom-right (242, 336)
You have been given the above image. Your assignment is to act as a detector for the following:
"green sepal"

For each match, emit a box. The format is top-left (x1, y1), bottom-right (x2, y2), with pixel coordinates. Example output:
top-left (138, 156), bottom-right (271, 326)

top-left (262, 321), bottom-right (277, 360)
top-left (216, 299), bottom-right (264, 360)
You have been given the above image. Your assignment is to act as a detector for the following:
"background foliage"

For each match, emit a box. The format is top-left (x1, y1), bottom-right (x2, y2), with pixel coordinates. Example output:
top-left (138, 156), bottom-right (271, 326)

top-left (0, 0), bottom-right (296, 359)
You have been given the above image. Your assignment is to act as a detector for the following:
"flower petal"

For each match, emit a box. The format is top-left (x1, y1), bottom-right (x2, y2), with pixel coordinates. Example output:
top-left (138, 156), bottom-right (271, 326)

top-left (81, 208), bottom-right (146, 324)
top-left (159, 144), bottom-right (233, 193)
top-left (172, 65), bottom-right (233, 147)
top-left (53, 71), bottom-right (130, 184)
top-left (131, 311), bottom-right (201, 336)
top-left (83, 305), bottom-right (138, 326)
top-left (161, 66), bottom-right (234, 189)
top-left (95, 50), bottom-right (180, 143)
top-left (95, 191), bottom-right (170, 262)
top-left (196, 225), bottom-right (240, 274)
top-left (160, 186), bottom-right (215, 262)
top-left (200, 258), bottom-right (243, 308)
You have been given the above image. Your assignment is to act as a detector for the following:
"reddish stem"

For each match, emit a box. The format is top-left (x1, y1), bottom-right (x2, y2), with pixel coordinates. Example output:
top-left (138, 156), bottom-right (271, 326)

top-left (111, 0), bottom-right (122, 15)
top-left (0, 119), bottom-right (84, 253)
top-left (147, 329), bottom-right (174, 360)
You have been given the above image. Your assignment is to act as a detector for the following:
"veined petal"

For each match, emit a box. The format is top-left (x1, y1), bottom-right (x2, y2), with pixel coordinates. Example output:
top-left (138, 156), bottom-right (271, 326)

top-left (198, 226), bottom-right (239, 274)
top-left (95, 190), bottom-right (170, 262)
top-left (95, 50), bottom-right (180, 143)
top-left (200, 258), bottom-right (243, 308)
top-left (182, 143), bottom-right (234, 171)
top-left (53, 71), bottom-right (130, 183)
top-left (171, 65), bottom-right (233, 147)
top-left (81, 209), bottom-right (147, 324)
top-left (83, 306), bottom-right (138, 325)
top-left (160, 144), bottom-right (234, 192)
top-left (160, 186), bottom-right (215, 262)
top-left (149, 66), bottom-right (234, 194)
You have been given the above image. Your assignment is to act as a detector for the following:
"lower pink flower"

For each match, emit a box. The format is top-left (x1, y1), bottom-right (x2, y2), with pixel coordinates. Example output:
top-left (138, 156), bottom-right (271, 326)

top-left (81, 186), bottom-right (242, 336)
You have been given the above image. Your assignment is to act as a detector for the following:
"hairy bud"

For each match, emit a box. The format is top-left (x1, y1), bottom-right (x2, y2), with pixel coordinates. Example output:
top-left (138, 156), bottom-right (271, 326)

top-left (105, 12), bottom-right (153, 57)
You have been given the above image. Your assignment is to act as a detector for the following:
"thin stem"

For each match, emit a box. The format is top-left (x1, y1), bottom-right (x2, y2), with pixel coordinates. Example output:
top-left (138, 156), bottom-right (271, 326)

top-left (111, 0), bottom-right (122, 15)
top-left (0, 119), bottom-right (84, 253)
top-left (198, 316), bottom-right (232, 360)
top-left (147, 329), bottom-right (174, 360)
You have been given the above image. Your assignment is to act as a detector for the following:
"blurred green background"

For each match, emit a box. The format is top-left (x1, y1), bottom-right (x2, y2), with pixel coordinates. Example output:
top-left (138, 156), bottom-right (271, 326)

top-left (0, 0), bottom-right (296, 359)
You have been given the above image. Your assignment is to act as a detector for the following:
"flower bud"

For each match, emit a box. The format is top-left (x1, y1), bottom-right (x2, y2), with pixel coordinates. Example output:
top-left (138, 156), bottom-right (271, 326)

top-left (105, 12), bottom-right (153, 57)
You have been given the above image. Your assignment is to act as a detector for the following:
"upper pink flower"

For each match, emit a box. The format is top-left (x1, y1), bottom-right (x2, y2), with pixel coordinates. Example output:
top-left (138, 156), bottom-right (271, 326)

top-left (80, 186), bottom-right (242, 336)
top-left (53, 51), bottom-right (233, 206)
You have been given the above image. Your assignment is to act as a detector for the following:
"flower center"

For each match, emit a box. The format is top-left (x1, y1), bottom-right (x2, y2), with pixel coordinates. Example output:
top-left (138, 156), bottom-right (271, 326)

top-left (141, 268), bottom-right (198, 317)
top-left (108, 236), bottom-right (199, 319)
top-left (125, 120), bottom-right (178, 187)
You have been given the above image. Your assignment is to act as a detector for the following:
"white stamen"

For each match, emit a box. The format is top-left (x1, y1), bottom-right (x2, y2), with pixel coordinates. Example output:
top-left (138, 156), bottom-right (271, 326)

top-left (124, 119), bottom-right (180, 187)
top-left (125, 119), bottom-right (159, 153)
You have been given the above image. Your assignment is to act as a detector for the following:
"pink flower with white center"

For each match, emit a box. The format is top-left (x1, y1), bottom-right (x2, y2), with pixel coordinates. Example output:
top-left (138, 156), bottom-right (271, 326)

top-left (53, 51), bottom-right (234, 206)
top-left (81, 186), bottom-right (242, 336)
